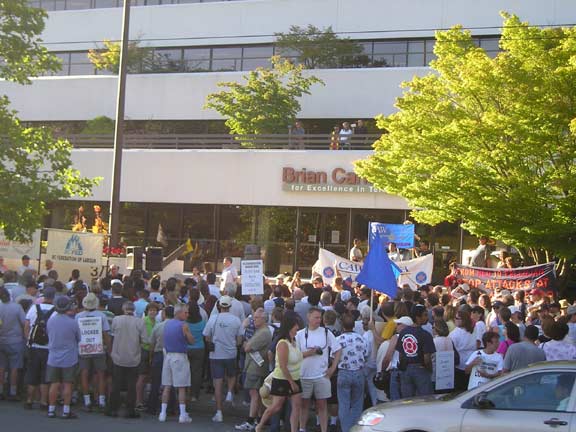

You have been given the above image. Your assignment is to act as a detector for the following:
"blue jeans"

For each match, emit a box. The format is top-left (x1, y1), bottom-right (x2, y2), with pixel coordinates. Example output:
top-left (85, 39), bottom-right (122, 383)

top-left (400, 364), bottom-right (433, 398)
top-left (363, 366), bottom-right (377, 407)
top-left (389, 369), bottom-right (402, 401)
top-left (337, 369), bottom-right (365, 432)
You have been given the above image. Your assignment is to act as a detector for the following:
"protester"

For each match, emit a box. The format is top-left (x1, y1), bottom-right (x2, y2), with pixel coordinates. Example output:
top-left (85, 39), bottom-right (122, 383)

top-left (46, 296), bottom-right (81, 419)
top-left (503, 325), bottom-right (546, 372)
top-left (0, 286), bottom-right (26, 400)
top-left (465, 331), bottom-right (503, 390)
top-left (449, 310), bottom-right (476, 391)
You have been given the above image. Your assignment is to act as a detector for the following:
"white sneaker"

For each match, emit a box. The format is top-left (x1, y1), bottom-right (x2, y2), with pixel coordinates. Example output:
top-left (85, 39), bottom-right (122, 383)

top-left (179, 414), bottom-right (192, 424)
top-left (212, 411), bottom-right (223, 423)
top-left (235, 421), bottom-right (255, 431)
top-left (225, 392), bottom-right (234, 403)
top-left (158, 412), bottom-right (167, 422)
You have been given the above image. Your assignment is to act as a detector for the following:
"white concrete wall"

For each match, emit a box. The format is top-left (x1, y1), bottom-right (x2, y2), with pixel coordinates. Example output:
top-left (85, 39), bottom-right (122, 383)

top-left (41, 0), bottom-right (576, 51)
top-left (0, 67), bottom-right (426, 120)
top-left (71, 148), bottom-right (411, 210)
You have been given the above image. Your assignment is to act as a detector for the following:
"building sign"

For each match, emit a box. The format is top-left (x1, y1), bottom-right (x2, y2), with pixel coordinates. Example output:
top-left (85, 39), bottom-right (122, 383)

top-left (282, 167), bottom-right (382, 193)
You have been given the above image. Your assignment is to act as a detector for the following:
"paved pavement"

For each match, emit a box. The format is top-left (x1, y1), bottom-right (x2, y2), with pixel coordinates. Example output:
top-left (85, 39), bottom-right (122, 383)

top-left (0, 396), bottom-right (248, 431)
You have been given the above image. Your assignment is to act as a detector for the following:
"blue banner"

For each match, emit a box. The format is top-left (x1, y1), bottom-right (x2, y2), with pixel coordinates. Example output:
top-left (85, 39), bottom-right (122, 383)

top-left (368, 222), bottom-right (415, 249)
top-left (356, 233), bottom-right (401, 297)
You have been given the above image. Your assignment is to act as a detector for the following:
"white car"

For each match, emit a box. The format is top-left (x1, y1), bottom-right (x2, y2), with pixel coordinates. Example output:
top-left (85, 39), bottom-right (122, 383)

top-left (352, 361), bottom-right (576, 432)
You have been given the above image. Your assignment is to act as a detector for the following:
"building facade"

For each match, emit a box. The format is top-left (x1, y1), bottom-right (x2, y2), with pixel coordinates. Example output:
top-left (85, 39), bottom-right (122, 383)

top-left (2, 0), bottom-right (575, 276)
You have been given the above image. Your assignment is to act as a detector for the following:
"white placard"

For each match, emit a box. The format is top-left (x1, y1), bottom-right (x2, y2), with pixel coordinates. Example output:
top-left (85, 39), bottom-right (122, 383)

top-left (241, 259), bottom-right (264, 295)
top-left (331, 230), bottom-right (340, 244)
top-left (435, 350), bottom-right (455, 391)
top-left (46, 229), bottom-right (105, 267)
top-left (308, 235), bottom-right (316, 243)
top-left (0, 229), bottom-right (41, 260)
top-left (78, 316), bottom-right (104, 355)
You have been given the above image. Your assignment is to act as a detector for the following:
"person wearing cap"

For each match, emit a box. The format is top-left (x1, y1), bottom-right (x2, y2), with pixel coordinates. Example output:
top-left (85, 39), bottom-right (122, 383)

top-left (23, 286), bottom-right (56, 409)
top-left (395, 305), bottom-right (436, 398)
top-left (0, 286), bottom-right (26, 401)
top-left (46, 296), bottom-right (81, 419)
top-left (75, 293), bottom-right (111, 412)
top-left (376, 315), bottom-right (414, 401)
top-left (107, 301), bottom-right (148, 418)
top-left (203, 295), bottom-right (244, 423)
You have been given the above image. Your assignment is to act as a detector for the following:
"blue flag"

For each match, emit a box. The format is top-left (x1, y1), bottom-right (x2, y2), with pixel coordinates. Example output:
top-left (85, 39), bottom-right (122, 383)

top-left (356, 235), bottom-right (400, 297)
top-left (368, 222), bottom-right (415, 249)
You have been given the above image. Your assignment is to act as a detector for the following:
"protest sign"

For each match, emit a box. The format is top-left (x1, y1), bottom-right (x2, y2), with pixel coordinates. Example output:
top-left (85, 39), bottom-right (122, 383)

top-left (0, 229), bottom-right (41, 260)
top-left (454, 262), bottom-right (556, 292)
top-left (241, 259), bottom-right (264, 295)
top-left (46, 229), bottom-right (105, 267)
top-left (78, 316), bottom-right (104, 355)
top-left (369, 223), bottom-right (415, 249)
top-left (435, 351), bottom-right (455, 391)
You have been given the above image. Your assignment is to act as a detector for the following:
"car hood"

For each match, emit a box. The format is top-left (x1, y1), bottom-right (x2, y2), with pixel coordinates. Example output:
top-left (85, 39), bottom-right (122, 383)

top-left (379, 394), bottom-right (449, 409)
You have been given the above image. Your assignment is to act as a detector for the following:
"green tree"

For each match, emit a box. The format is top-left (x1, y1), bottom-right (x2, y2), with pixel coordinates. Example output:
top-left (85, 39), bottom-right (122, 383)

top-left (88, 39), bottom-right (155, 74)
top-left (205, 56), bottom-right (323, 139)
top-left (275, 25), bottom-right (363, 69)
top-left (355, 13), bottom-right (576, 284)
top-left (81, 115), bottom-right (115, 134)
top-left (0, 0), bottom-right (98, 241)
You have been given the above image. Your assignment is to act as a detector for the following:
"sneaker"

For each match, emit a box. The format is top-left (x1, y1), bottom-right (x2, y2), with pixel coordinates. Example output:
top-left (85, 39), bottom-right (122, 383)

top-left (212, 411), bottom-right (223, 423)
top-left (179, 414), bottom-right (193, 424)
top-left (190, 396), bottom-right (198, 403)
top-left (61, 412), bottom-right (78, 419)
top-left (225, 392), bottom-right (234, 403)
top-left (235, 421), bottom-right (256, 431)
top-left (47, 411), bottom-right (56, 419)
top-left (158, 412), bottom-right (167, 422)
top-left (135, 403), bottom-right (147, 412)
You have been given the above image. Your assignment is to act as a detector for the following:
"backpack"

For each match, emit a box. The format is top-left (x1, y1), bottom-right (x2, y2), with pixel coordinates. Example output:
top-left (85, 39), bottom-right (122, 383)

top-left (28, 305), bottom-right (55, 347)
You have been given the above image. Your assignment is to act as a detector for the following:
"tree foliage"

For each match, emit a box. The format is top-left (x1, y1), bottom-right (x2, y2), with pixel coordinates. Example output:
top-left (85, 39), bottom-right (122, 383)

top-left (88, 39), bottom-right (153, 74)
top-left (0, 0), bottom-right (98, 241)
top-left (355, 13), bottom-right (576, 269)
top-left (275, 25), bottom-right (363, 69)
top-left (205, 56), bottom-right (323, 137)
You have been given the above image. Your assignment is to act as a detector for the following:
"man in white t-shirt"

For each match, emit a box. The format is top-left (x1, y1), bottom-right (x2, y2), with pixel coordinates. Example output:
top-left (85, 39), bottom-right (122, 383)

top-left (220, 257), bottom-right (237, 291)
top-left (23, 287), bottom-right (56, 408)
top-left (465, 331), bottom-right (503, 390)
top-left (349, 238), bottom-right (363, 262)
top-left (296, 307), bottom-right (341, 432)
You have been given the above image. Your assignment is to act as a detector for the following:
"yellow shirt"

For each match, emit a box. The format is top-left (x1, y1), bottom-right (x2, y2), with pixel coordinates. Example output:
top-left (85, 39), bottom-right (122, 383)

top-left (380, 319), bottom-right (397, 341)
top-left (272, 339), bottom-right (303, 381)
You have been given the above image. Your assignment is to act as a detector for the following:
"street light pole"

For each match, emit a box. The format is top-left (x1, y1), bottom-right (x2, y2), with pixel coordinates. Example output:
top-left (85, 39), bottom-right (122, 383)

top-left (108, 0), bottom-right (132, 247)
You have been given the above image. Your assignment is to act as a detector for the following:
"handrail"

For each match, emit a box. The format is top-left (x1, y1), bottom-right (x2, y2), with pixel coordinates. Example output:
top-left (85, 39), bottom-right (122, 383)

top-left (64, 133), bottom-right (380, 150)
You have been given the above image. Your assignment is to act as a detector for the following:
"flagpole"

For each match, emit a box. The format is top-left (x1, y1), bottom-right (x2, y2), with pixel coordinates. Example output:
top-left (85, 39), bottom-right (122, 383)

top-left (370, 289), bottom-right (374, 322)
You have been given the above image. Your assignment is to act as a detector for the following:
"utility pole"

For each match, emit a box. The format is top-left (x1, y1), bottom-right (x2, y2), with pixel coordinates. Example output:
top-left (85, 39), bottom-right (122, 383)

top-left (108, 0), bottom-right (132, 247)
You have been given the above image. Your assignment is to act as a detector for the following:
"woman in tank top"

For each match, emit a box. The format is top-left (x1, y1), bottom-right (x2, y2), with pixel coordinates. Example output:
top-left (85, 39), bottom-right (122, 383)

top-left (255, 314), bottom-right (303, 432)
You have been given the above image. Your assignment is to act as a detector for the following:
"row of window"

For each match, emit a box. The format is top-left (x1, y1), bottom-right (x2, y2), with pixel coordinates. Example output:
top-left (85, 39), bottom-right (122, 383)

top-left (28, 0), bottom-right (239, 11)
top-left (50, 37), bottom-right (500, 76)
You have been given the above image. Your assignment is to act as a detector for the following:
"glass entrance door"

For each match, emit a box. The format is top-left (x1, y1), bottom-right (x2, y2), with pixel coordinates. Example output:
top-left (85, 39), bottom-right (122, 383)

top-left (296, 209), bottom-right (349, 276)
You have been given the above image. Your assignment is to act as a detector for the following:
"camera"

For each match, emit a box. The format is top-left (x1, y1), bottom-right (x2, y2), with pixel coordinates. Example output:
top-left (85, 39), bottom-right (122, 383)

top-left (315, 347), bottom-right (323, 356)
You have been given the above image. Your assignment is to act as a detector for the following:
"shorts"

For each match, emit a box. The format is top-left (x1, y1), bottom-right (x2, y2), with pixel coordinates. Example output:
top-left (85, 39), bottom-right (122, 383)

top-left (301, 376), bottom-right (332, 400)
top-left (25, 348), bottom-right (49, 386)
top-left (46, 364), bottom-right (78, 383)
top-left (244, 373), bottom-right (264, 390)
top-left (210, 358), bottom-right (236, 380)
top-left (0, 341), bottom-right (25, 369)
top-left (270, 378), bottom-right (302, 397)
top-left (162, 353), bottom-right (191, 387)
top-left (139, 349), bottom-right (151, 375)
top-left (79, 354), bottom-right (107, 372)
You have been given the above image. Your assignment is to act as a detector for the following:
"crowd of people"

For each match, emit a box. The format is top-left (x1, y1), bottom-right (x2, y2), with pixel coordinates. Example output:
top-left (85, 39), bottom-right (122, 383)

top-left (0, 253), bottom-right (574, 431)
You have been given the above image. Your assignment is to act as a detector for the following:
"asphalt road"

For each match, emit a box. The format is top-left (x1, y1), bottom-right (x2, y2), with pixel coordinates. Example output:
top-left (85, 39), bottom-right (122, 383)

top-left (0, 398), bottom-right (247, 431)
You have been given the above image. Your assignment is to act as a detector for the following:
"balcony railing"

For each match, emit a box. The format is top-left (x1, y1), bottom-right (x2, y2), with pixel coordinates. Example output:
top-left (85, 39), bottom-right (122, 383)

top-left (65, 133), bottom-right (381, 150)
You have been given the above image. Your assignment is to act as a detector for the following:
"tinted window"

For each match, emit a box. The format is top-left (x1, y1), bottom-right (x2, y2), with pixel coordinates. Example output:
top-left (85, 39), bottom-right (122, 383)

top-left (480, 372), bottom-right (576, 412)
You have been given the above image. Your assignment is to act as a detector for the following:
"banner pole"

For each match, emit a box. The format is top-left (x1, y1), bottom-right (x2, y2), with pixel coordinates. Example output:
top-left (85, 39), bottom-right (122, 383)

top-left (370, 289), bottom-right (374, 322)
top-left (37, 228), bottom-right (44, 276)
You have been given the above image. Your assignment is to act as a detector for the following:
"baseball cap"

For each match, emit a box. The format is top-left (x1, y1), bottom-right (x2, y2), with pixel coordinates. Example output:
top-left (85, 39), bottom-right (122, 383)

top-left (43, 286), bottom-right (56, 300)
top-left (394, 316), bottom-right (414, 326)
top-left (219, 295), bottom-right (233, 308)
top-left (54, 296), bottom-right (73, 313)
top-left (508, 306), bottom-right (520, 315)
top-left (567, 305), bottom-right (576, 316)
top-left (111, 279), bottom-right (123, 287)
top-left (340, 291), bottom-right (352, 302)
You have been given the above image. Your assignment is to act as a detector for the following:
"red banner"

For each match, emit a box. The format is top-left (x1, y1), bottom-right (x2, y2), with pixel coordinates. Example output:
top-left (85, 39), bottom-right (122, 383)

top-left (454, 262), bottom-right (556, 292)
